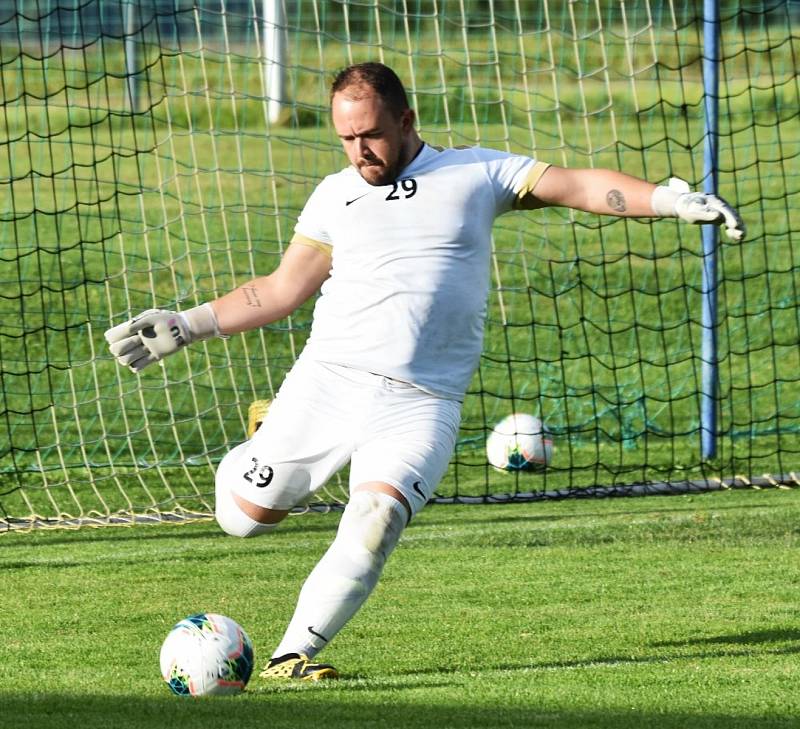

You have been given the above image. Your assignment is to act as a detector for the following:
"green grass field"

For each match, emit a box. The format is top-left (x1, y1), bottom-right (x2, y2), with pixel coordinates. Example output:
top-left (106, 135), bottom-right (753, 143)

top-left (2, 487), bottom-right (799, 729)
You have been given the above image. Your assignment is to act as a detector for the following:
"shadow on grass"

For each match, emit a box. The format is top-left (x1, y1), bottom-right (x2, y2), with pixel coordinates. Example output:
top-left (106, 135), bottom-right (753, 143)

top-left (0, 513), bottom-right (343, 573)
top-left (652, 627), bottom-right (800, 647)
top-left (394, 626), bottom-right (800, 680)
top-left (1, 689), bottom-right (796, 729)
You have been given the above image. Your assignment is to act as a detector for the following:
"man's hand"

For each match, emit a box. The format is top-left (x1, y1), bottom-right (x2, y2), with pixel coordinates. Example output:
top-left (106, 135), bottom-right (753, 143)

top-left (674, 192), bottom-right (745, 242)
top-left (105, 304), bottom-right (219, 373)
top-left (652, 178), bottom-right (746, 241)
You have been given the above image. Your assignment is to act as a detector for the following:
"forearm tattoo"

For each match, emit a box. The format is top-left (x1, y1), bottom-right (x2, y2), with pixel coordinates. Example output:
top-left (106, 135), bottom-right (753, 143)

top-left (606, 189), bottom-right (627, 212)
top-left (242, 286), bottom-right (262, 308)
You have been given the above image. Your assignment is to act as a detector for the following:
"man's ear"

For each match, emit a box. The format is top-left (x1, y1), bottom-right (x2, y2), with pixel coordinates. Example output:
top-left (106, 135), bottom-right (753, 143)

top-left (401, 107), bottom-right (416, 132)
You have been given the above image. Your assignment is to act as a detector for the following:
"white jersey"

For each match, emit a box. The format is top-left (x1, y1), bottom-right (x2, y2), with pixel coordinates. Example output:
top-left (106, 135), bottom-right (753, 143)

top-left (293, 143), bottom-right (548, 400)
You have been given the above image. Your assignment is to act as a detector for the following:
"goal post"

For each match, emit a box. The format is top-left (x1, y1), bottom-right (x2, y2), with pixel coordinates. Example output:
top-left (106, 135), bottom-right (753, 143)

top-left (1, 0), bottom-right (798, 530)
top-left (701, 0), bottom-right (720, 461)
top-left (262, 0), bottom-right (287, 124)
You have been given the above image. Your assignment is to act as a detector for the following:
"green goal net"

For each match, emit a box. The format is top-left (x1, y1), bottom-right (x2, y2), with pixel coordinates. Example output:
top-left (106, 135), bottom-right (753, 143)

top-left (1, 0), bottom-right (798, 529)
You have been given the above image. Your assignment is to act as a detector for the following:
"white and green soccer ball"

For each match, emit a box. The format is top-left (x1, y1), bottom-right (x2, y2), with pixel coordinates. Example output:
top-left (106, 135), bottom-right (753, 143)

top-left (486, 413), bottom-right (553, 472)
top-left (159, 613), bottom-right (254, 697)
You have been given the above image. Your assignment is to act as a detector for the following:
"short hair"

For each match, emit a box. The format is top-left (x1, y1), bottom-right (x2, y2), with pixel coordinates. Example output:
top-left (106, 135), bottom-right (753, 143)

top-left (330, 62), bottom-right (410, 117)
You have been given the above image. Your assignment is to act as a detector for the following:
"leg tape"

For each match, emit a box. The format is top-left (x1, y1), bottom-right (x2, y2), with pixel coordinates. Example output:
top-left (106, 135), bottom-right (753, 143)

top-left (271, 489), bottom-right (407, 658)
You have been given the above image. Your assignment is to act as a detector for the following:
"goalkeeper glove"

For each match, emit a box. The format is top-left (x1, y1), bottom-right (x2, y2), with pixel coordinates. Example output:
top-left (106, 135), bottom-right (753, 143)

top-left (104, 303), bottom-right (220, 373)
top-left (651, 177), bottom-right (745, 241)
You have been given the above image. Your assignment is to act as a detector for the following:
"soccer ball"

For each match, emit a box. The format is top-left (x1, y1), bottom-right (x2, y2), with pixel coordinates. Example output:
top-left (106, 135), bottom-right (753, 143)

top-left (159, 613), bottom-right (255, 696)
top-left (486, 413), bottom-right (553, 472)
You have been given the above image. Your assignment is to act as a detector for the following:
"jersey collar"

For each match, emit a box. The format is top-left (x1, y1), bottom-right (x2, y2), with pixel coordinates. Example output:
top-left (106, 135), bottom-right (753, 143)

top-left (398, 141), bottom-right (431, 178)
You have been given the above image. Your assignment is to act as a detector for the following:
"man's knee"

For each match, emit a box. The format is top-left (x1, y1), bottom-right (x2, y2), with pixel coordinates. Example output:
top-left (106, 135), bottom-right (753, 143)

top-left (214, 446), bottom-right (312, 537)
top-left (338, 489), bottom-right (408, 560)
top-left (214, 480), bottom-right (287, 538)
top-left (302, 490), bottom-right (408, 604)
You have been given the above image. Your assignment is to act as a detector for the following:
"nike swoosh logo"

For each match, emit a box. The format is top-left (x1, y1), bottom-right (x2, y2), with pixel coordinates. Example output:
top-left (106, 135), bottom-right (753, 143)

top-left (345, 193), bottom-right (369, 206)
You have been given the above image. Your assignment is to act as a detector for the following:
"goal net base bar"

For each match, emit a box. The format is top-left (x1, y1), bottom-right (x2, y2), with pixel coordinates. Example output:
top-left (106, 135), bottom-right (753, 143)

top-left (433, 473), bottom-right (800, 505)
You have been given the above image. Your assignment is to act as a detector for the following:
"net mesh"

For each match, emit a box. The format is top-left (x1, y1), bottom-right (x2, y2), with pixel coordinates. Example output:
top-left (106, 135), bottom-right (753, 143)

top-left (1, 0), bottom-right (798, 529)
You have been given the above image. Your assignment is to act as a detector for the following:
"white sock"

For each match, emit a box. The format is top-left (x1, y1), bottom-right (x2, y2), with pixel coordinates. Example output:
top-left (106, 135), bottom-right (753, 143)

top-left (272, 490), bottom-right (407, 659)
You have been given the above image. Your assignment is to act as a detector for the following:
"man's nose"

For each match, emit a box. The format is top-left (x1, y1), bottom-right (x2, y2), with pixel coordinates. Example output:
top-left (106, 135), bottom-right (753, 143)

top-left (356, 137), bottom-right (373, 159)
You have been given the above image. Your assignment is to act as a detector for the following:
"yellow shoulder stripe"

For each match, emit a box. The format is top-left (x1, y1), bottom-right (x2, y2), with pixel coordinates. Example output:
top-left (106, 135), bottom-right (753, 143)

top-left (513, 161), bottom-right (551, 210)
top-left (290, 233), bottom-right (332, 257)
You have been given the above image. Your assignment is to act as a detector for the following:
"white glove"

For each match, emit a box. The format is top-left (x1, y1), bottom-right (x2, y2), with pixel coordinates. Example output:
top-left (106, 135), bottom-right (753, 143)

top-left (104, 303), bottom-right (220, 373)
top-left (651, 177), bottom-right (745, 241)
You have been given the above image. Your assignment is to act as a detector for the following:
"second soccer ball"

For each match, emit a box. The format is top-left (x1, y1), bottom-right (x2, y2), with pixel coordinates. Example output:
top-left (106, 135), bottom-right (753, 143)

top-left (486, 413), bottom-right (553, 472)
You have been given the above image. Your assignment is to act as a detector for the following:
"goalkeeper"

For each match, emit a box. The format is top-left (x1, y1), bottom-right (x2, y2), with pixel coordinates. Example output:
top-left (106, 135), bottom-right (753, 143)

top-left (105, 62), bottom-right (744, 682)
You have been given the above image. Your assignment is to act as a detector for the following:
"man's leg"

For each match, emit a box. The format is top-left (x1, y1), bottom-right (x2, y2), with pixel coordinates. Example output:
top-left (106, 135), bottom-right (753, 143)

top-left (263, 483), bottom-right (409, 672)
top-left (214, 440), bottom-right (304, 537)
top-left (243, 367), bottom-right (460, 681)
top-left (214, 359), bottom-right (354, 538)
top-left (261, 399), bottom-right (459, 680)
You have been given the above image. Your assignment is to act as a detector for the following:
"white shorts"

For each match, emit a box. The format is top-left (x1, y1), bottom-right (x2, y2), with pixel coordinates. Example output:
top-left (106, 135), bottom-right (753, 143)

top-left (215, 356), bottom-right (462, 518)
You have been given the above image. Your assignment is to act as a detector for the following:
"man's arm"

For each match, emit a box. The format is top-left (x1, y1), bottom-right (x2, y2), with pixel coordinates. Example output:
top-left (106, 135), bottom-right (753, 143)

top-left (105, 241), bottom-right (331, 372)
top-left (531, 166), bottom-right (657, 216)
top-left (529, 165), bottom-right (745, 240)
top-left (212, 241), bottom-right (332, 334)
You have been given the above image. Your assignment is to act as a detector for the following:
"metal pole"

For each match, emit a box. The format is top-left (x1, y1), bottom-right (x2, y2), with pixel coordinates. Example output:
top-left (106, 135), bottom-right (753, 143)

top-left (263, 0), bottom-right (286, 124)
top-left (700, 0), bottom-right (720, 459)
top-left (124, 0), bottom-right (138, 112)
